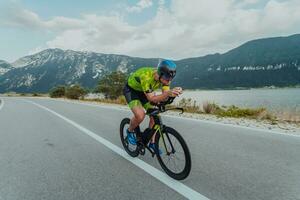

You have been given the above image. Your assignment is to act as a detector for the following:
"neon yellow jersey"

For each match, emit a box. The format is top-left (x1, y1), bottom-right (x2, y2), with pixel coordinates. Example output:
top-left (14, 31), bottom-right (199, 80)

top-left (127, 67), bottom-right (170, 93)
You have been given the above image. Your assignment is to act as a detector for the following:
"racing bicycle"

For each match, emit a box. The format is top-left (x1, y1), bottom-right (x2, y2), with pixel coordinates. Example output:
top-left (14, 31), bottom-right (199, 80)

top-left (120, 97), bottom-right (191, 180)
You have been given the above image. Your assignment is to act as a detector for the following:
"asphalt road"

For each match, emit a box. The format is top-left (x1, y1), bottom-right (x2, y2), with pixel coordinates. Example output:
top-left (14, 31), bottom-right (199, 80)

top-left (0, 97), bottom-right (299, 200)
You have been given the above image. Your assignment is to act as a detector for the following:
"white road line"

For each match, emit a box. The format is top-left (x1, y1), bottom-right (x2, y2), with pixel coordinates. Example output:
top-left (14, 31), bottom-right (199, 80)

top-left (25, 99), bottom-right (210, 200)
top-left (0, 99), bottom-right (4, 111)
top-left (32, 97), bottom-right (129, 112)
top-left (32, 97), bottom-right (300, 138)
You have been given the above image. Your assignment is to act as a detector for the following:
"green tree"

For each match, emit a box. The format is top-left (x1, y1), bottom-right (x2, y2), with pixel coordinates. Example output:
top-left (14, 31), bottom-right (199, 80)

top-left (95, 71), bottom-right (127, 99)
top-left (49, 85), bottom-right (66, 98)
top-left (65, 84), bottom-right (87, 99)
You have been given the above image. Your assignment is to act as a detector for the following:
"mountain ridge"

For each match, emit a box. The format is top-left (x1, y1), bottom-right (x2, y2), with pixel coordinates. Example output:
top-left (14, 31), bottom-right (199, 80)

top-left (0, 34), bottom-right (300, 92)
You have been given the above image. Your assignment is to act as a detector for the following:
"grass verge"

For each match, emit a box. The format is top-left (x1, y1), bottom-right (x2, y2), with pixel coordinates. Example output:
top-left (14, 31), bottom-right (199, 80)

top-left (4, 93), bottom-right (299, 126)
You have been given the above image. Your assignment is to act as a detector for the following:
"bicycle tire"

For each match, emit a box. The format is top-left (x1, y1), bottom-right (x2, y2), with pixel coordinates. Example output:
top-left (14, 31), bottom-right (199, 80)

top-left (120, 118), bottom-right (139, 157)
top-left (155, 126), bottom-right (191, 180)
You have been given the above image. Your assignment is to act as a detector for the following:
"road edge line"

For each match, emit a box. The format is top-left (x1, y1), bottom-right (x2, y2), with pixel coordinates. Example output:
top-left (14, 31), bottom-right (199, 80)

top-left (25, 99), bottom-right (210, 200)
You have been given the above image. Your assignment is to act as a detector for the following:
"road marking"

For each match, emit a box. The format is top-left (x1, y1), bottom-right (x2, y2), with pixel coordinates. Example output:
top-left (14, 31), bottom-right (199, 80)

top-left (25, 99), bottom-right (210, 200)
top-left (0, 99), bottom-right (4, 111)
top-left (32, 97), bottom-right (129, 112)
top-left (32, 97), bottom-right (300, 138)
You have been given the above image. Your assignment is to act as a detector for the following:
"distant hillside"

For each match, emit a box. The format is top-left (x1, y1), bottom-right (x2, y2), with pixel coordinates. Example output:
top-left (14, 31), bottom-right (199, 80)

top-left (174, 34), bottom-right (300, 88)
top-left (0, 49), bottom-right (157, 92)
top-left (0, 60), bottom-right (12, 75)
top-left (0, 34), bottom-right (300, 93)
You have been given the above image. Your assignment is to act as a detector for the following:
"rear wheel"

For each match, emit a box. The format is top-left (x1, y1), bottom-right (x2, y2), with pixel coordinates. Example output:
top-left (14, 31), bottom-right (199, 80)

top-left (120, 118), bottom-right (139, 157)
top-left (155, 126), bottom-right (191, 180)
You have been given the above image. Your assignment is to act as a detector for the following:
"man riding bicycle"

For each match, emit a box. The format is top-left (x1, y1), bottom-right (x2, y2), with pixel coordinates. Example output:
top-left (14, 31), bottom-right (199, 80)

top-left (123, 59), bottom-right (182, 152)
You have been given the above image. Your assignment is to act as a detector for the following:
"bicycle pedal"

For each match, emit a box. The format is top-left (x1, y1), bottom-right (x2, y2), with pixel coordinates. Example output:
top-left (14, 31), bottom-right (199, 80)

top-left (139, 147), bottom-right (145, 155)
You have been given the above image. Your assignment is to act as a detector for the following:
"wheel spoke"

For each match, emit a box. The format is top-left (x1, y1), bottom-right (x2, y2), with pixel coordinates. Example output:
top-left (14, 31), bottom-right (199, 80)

top-left (172, 156), bottom-right (179, 172)
top-left (174, 154), bottom-right (185, 162)
top-left (165, 156), bottom-right (171, 165)
top-left (159, 131), bottom-right (186, 174)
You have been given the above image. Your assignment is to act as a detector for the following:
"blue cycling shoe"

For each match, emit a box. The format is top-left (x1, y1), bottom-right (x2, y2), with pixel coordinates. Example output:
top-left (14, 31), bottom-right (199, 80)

top-left (149, 142), bottom-right (162, 155)
top-left (126, 129), bottom-right (137, 145)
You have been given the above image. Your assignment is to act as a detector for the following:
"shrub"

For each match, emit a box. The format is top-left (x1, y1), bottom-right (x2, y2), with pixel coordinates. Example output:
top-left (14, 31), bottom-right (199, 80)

top-left (256, 109), bottom-right (276, 121)
top-left (65, 84), bottom-right (87, 99)
top-left (95, 71), bottom-right (127, 99)
top-left (49, 85), bottom-right (66, 98)
top-left (118, 95), bottom-right (127, 105)
top-left (177, 98), bottom-right (201, 113)
top-left (203, 101), bottom-right (220, 114)
top-left (83, 95), bottom-right (127, 105)
top-left (216, 105), bottom-right (266, 118)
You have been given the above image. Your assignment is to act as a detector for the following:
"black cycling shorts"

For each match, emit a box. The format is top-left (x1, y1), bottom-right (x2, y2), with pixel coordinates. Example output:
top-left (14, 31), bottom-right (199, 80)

top-left (123, 83), bottom-right (152, 110)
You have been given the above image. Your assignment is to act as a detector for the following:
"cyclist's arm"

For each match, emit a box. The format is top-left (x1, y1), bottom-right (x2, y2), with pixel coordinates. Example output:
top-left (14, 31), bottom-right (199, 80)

top-left (145, 91), bottom-right (170, 104)
top-left (145, 86), bottom-right (183, 103)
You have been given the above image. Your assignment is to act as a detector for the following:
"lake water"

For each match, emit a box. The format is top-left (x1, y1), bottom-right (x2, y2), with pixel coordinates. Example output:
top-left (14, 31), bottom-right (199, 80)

top-left (175, 88), bottom-right (300, 113)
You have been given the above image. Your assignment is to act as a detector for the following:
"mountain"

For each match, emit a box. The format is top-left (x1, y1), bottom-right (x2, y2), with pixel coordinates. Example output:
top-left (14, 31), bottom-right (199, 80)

top-left (0, 34), bottom-right (300, 93)
top-left (0, 60), bottom-right (12, 76)
top-left (174, 34), bottom-right (300, 88)
top-left (0, 49), bottom-right (157, 92)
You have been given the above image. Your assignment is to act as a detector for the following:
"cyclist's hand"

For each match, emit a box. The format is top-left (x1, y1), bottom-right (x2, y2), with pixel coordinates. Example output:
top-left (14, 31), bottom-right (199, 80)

top-left (173, 87), bottom-right (183, 95)
top-left (168, 88), bottom-right (182, 97)
top-left (172, 87), bottom-right (183, 97)
top-left (167, 90), bottom-right (176, 97)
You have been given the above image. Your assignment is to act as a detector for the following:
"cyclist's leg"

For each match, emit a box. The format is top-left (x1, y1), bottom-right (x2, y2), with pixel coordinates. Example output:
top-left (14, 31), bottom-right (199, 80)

top-left (123, 84), bottom-right (146, 132)
top-left (142, 102), bottom-right (156, 143)
top-left (149, 116), bottom-right (155, 129)
top-left (143, 102), bottom-right (161, 153)
top-left (141, 102), bottom-right (155, 128)
top-left (149, 116), bottom-right (156, 143)
top-left (128, 101), bottom-right (145, 132)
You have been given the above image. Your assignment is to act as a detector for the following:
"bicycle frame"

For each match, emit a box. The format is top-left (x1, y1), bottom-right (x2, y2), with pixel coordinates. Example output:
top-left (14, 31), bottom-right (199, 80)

top-left (142, 97), bottom-right (183, 156)
top-left (149, 114), bottom-right (175, 156)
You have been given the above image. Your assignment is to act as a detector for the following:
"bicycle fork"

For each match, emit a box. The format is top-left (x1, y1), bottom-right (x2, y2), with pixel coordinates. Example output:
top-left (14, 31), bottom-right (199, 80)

top-left (154, 125), bottom-right (176, 156)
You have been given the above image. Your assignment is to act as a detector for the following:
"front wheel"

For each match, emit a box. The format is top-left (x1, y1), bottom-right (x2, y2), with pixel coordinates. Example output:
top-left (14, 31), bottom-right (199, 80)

top-left (120, 118), bottom-right (139, 157)
top-left (155, 126), bottom-right (191, 180)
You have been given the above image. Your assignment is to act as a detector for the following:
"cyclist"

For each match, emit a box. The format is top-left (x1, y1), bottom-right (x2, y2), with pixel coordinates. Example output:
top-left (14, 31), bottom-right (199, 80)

top-left (123, 59), bottom-right (182, 152)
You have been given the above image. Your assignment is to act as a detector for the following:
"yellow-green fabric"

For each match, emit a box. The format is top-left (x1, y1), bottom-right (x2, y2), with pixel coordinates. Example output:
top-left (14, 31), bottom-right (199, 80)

top-left (128, 100), bottom-right (152, 110)
top-left (128, 100), bottom-right (142, 109)
top-left (128, 67), bottom-right (169, 93)
top-left (125, 67), bottom-right (171, 110)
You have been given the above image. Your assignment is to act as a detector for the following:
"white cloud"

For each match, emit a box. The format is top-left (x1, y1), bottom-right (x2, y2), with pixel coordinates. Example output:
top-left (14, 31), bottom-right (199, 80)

top-left (47, 14), bottom-right (136, 52)
top-left (262, 0), bottom-right (300, 31)
top-left (0, 4), bottom-right (84, 31)
top-left (126, 0), bottom-right (153, 13)
top-left (3, 0), bottom-right (300, 60)
top-left (236, 0), bottom-right (261, 8)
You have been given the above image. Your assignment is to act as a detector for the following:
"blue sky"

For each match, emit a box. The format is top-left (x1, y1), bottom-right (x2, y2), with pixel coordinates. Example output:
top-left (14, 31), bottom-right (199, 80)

top-left (0, 0), bottom-right (300, 62)
top-left (0, 0), bottom-right (163, 61)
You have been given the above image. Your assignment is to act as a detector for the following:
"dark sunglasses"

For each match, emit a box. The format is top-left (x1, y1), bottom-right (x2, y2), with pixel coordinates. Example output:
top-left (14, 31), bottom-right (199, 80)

top-left (162, 76), bottom-right (172, 81)
top-left (162, 75), bottom-right (173, 81)
top-left (162, 70), bottom-right (176, 80)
